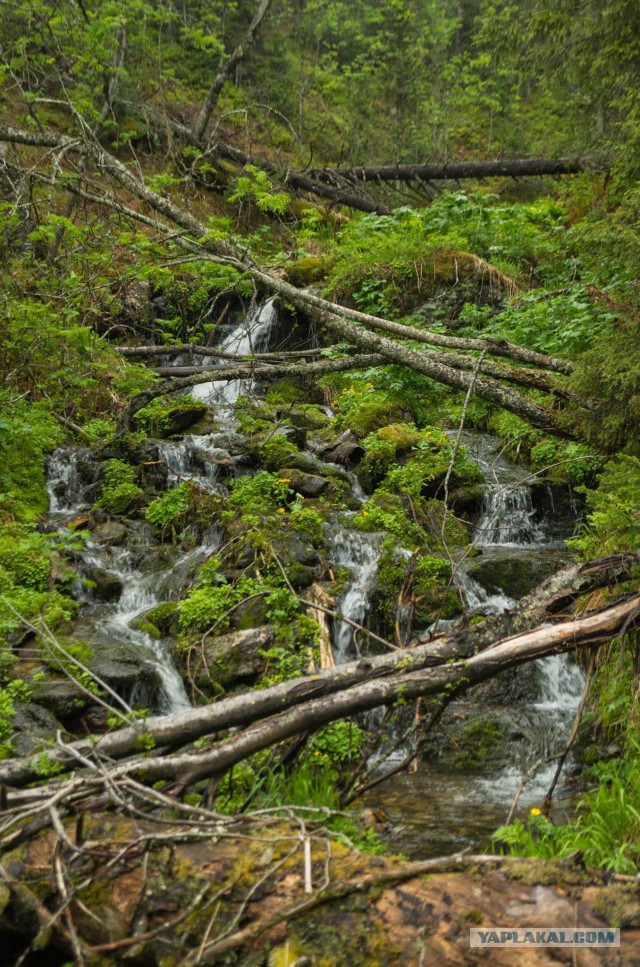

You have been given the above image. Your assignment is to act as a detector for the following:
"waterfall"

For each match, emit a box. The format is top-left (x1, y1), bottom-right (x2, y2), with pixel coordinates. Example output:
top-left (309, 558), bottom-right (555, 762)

top-left (46, 448), bottom-right (98, 514)
top-left (156, 434), bottom-right (228, 492)
top-left (474, 484), bottom-right (545, 547)
top-left (453, 566), bottom-right (515, 616)
top-left (67, 538), bottom-right (192, 713)
top-left (191, 296), bottom-right (279, 407)
top-left (328, 527), bottom-right (381, 661)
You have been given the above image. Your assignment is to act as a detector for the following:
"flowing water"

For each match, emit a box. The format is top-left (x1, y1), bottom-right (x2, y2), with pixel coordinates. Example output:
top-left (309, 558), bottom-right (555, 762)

top-left (191, 296), bottom-right (278, 407)
top-left (357, 432), bottom-right (585, 855)
top-left (44, 299), bottom-right (282, 715)
top-left (45, 302), bottom-right (586, 857)
top-left (327, 526), bottom-right (383, 661)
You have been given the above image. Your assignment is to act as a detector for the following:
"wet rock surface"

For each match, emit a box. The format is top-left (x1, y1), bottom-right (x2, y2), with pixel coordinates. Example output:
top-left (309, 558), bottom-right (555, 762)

top-left (189, 625), bottom-right (277, 690)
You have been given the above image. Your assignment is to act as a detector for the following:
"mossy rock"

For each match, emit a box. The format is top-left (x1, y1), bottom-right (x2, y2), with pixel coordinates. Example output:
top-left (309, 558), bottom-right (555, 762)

top-left (374, 545), bottom-right (458, 635)
top-left (278, 467), bottom-right (330, 498)
top-left (442, 719), bottom-right (507, 770)
top-left (284, 404), bottom-right (332, 431)
top-left (357, 424), bottom-right (422, 492)
top-left (284, 255), bottom-right (334, 287)
top-left (591, 884), bottom-right (640, 927)
top-left (253, 429), bottom-right (307, 468)
top-left (156, 401), bottom-right (208, 437)
top-left (466, 549), bottom-right (564, 600)
top-left (189, 625), bottom-right (276, 691)
top-left (342, 401), bottom-right (409, 438)
top-left (82, 564), bottom-right (123, 601)
top-left (143, 601), bottom-right (180, 636)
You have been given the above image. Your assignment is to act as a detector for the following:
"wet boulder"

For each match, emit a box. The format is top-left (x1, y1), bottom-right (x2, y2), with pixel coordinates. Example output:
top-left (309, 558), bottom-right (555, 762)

top-left (193, 625), bottom-right (276, 690)
top-left (91, 520), bottom-right (128, 545)
top-left (88, 640), bottom-right (162, 703)
top-left (279, 467), bottom-right (330, 498)
top-left (317, 429), bottom-right (365, 467)
top-left (82, 564), bottom-right (123, 602)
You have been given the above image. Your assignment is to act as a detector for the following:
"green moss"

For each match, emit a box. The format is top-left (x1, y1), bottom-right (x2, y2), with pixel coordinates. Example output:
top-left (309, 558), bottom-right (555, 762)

top-left (146, 483), bottom-right (190, 534)
top-left (291, 507), bottom-right (325, 546)
top-left (344, 400), bottom-right (408, 437)
top-left (0, 401), bottom-right (64, 521)
top-left (375, 541), bottom-right (457, 632)
top-left (144, 602), bottom-right (179, 635)
top-left (591, 884), bottom-right (640, 927)
top-left (285, 255), bottom-right (334, 286)
top-left (446, 720), bottom-right (507, 769)
top-left (257, 434), bottom-right (300, 470)
top-left (96, 459), bottom-right (143, 515)
top-left (134, 396), bottom-right (207, 436)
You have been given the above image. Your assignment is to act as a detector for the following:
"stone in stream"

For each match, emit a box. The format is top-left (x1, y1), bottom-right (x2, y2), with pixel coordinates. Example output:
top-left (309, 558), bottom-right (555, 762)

top-left (27, 640), bottom-right (162, 722)
top-left (317, 429), bottom-right (365, 466)
top-left (278, 467), bottom-right (330, 497)
top-left (82, 564), bottom-right (124, 601)
top-left (153, 401), bottom-right (208, 437)
top-left (91, 520), bottom-right (128, 545)
top-left (189, 625), bottom-right (277, 691)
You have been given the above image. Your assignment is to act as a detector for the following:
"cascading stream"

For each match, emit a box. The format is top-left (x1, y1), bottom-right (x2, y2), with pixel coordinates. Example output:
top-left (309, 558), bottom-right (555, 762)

top-left (191, 296), bottom-right (279, 409)
top-left (45, 298), bottom-right (282, 716)
top-left (364, 431), bottom-right (585, 856)
top-left (327, 526), bottom-right (382, 662)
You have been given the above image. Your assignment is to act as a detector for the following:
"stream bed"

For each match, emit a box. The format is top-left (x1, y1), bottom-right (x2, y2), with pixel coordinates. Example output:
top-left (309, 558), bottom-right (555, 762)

top-left (44, 297), bottom-right (587, 858)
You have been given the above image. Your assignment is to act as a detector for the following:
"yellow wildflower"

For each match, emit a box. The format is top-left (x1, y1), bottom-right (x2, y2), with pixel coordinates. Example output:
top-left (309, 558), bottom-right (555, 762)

top-left (530, 807), bottom-right (541, 817)
top-left (277, 478), bottom-right (291, 484)
top-left (277, 508), bottom-right (285, 514)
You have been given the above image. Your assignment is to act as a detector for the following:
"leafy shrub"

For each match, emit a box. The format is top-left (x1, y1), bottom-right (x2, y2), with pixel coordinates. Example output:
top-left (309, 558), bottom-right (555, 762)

top-left (0, 400), bottom-right (64, 520)
top-left (146, 483), bottom-right (190, 535)
top-left (568, 455), bottom-right (640, 557)
top-left (492, 756), bottom-right (640, 874)
top-left (226, 472), bottom-right (292, 518)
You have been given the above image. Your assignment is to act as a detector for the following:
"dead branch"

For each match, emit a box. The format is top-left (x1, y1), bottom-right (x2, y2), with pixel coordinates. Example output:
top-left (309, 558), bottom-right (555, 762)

top-left (0, 553), bottom-right (636, 789)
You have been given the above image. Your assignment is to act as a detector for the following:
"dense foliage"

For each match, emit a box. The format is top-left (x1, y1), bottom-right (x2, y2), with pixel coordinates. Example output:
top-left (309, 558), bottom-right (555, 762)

top-left (0, 0), bottom-right (639, 890)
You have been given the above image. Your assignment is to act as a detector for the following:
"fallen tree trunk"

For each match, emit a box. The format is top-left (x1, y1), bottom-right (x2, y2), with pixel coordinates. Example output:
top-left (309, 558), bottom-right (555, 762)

top-left (145, 351), bottom-right (572, 397)
top-left (307, 156), bottom-right (602, 185)
top-left (0, 121), bottom-right (584, 437)
top-left (57, 593), bottom-right (640, 787)
top-left (215, 140), bottom-right (393, 214)
top-left (127, 354), bottom-right (385, 414)
top-left (1, 554), bottom-right (636, 788)
top-left (214, 142), bottom-right (604, 214)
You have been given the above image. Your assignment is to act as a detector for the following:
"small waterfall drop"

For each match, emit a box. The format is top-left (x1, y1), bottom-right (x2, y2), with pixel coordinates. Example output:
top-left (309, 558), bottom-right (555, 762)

top-left (191, 297), bottom-right (279, 407)
top-left (156, 433), bottom-right (229, 492)
top-left (67, 537), bottom-right (193, 713)
top-left (46, 448), bottom-right (98, 514)
top-left (474, 484), bottom-right (544, 547)
top-left (328, 527), bottom-right (381, 661)
top-left (453, 566), bottom-right (515, 616)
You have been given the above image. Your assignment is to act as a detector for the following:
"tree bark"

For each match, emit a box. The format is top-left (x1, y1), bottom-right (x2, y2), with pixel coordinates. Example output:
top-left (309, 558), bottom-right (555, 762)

top-left (192, 0), bottom-right (274, 143)
top-left (0, 121), bottom-right (582, 436)
top-left (307, 157), bottom-right (603, 185)
top-left (1, 554), bottom-right (636, 789)
top-left (215, 140), bottom-right (393, 214)
top-left (127, 354), bottom-right (385, 413)
top-left (65, 593), bottom-right (640, 787)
